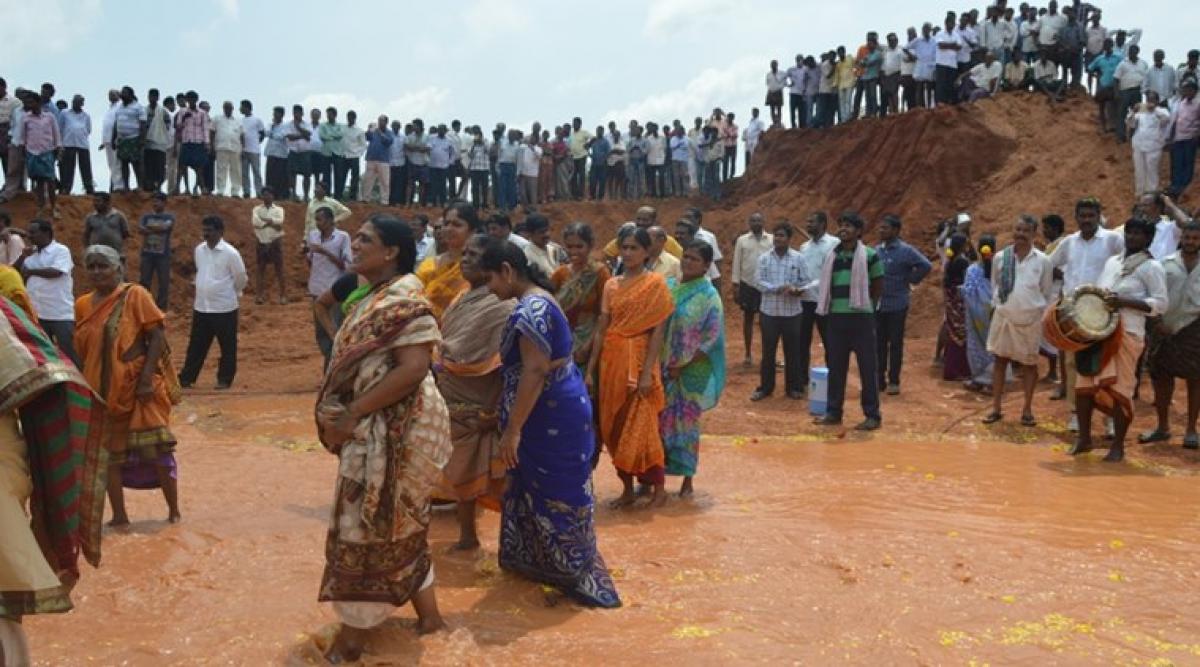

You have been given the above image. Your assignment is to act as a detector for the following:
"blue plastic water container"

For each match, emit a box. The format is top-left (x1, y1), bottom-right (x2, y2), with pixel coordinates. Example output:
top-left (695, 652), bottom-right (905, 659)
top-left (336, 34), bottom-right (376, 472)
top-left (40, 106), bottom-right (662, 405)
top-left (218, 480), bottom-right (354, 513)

top-left (809, 367), bottom-right (828, 416)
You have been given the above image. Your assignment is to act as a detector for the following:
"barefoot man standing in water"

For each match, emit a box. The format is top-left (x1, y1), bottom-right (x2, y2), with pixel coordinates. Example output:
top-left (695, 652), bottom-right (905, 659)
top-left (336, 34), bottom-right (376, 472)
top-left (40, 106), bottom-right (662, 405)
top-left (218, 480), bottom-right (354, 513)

top-left (1071, 217), bottom-right (1166, 462)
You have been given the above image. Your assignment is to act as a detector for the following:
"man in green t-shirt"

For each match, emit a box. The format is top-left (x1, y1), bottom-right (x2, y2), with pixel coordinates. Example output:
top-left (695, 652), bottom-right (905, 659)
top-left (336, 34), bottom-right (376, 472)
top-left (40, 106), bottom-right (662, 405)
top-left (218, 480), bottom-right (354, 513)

top-left (814, 211), bottom-right (884, 431)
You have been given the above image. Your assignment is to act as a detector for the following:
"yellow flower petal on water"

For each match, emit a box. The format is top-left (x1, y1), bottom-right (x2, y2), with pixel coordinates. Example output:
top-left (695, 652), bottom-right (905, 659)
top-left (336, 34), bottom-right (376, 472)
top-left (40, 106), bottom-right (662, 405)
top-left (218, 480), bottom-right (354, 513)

top-left (947, 530), bottom-right (960, 538)
top-left (1107, 570), bottom-right (1125, 583)
top-left (884, 463), bottom-right (896, 469)
top-left (1000, 595), bottom-right (1016, 604)
top-left (671, 625), bottom-right (717, 639)
top-left (938, 630), bottom-right (970, 647)
top-left (1109, 539), bottom-right (1125, 550)
top-left (924, 472), bottom-right (936, 480)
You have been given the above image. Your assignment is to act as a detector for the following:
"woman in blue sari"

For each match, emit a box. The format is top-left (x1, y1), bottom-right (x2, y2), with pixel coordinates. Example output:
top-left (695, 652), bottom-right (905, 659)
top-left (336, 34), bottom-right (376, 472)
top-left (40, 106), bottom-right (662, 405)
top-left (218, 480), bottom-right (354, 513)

top-left (962, 234), bottom-right (997, 392)
top-left (660, 241), bottom-right (726, 497)
top-left (480, 238), bottom-right (620, 609)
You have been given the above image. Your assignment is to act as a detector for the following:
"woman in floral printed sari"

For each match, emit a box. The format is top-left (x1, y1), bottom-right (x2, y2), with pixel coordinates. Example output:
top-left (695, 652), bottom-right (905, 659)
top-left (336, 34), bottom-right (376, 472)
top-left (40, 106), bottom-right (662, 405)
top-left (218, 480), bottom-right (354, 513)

top-left (962, 234), bottom-right (998, 392)
top-left (660, 242), bottom-right (726, 496)
top-left (586, 226), bottom-right (674, 509)
top-left (550, 222), bottom-right (611, 369)
top-left (315, 215), bottom-right (452, 663)
top-left (481, 238), bottom-right (620, 608)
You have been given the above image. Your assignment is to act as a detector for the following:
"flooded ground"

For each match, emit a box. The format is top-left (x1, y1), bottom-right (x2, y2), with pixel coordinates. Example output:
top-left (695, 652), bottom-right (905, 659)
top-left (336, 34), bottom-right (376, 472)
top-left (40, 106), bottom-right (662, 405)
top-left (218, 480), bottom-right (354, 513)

top-left (25, 318), bottom-right (1200, 665)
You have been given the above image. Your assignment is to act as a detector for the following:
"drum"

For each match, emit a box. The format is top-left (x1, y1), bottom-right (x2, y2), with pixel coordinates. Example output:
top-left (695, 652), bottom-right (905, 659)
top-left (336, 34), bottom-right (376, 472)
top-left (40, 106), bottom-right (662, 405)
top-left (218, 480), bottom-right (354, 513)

top-left (1054, 285), bottom-right (1118, 346)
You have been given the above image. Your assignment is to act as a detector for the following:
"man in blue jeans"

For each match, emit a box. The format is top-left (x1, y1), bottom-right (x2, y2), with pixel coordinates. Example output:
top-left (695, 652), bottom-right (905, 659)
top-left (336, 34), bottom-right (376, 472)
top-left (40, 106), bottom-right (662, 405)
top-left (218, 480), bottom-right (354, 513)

top-left (587, 126), bottom-right (610, 201)
top-left (814, 212), bottom-right (884, 431)
top-left (874, 215), bottom-right (932, 396)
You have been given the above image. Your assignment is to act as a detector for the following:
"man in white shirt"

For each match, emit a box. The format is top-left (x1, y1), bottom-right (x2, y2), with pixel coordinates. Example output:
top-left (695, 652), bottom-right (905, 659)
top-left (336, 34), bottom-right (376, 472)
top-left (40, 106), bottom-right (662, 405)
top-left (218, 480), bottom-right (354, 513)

top-left (686, 208), bottom-right (723, 288)
top-left (934, 15), bottom-right (966, 105)
top-left (1143, 50), bottom-right (1178, 106)
top-left (1071, 217), bottom-right (1167, 462)
top-left (1113, 45), bottom-right (1149, 143)
top-left (785, 55), bottom-right (807, 129)
top-left (960, 51), bottom-right (1002, 101)
top-left (0, 211), bottom-right (26, 265)
top-left (284, 105), bottom-right (312, 201)
top-left (904, 23), bottom-right (937, 109)
top-left (211, 101), bottom-right (244, 197)
top-left (1034, 0), bottom-right (1067, 49)
top-left (58, 94), bottom-right (94, 195)
top-left (305, 181), bottom-right (351, 236)
top-left (516, 135), bottom-right (542, 209)
top-left (340, 111), bottom-right (368, 201)
top-left (13, 220), bottom-right (78, 366)
top-left (180, 215), bottom-right (248, 390)
top-left (797, 211), bottom-right (840, 385)
top-left (486, 213), bottom-right (529, 249)
top-left (741, 108), bottom-right (766, 166)
top-left (99, 89), bottom-right (124, 191)
top-left (142, 88), bottom-right (172, 194)
top-left (765, 60), bottom-right (788, 127)
top-left (251, 187), bottom-right (286, 305)
top-left (732, 213), bottom-right (773, 367)
top-left (307, 206), bottom-right (352, 367)
top-left (521, 214), bottom-right (566, 275)
top-left (239, 100), bottom-right (265, 199)
top-left (1142, 221), bottom-right (1200, 449)
top-left (387, 120), bottom-right (407, 206)
top-left (880, 33), bottom-right (904, 117)
top-left (984, 215), bottom-right (1055, 427)
top-left (1049, 197), bottom-right (1125, 429)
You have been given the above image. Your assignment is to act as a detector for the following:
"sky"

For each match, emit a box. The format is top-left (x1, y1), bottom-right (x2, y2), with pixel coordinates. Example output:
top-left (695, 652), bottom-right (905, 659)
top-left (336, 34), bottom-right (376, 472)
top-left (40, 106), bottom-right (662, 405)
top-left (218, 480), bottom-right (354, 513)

top-left (1, 0), bottom-right (1194, 188)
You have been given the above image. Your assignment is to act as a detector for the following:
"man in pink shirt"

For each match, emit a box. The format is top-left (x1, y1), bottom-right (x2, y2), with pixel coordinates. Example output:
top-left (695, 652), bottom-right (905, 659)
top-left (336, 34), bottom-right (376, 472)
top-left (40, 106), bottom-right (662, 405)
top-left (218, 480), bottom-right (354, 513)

top-left (174, 90), bottom-right (212, 196)
top-left (1169, 78), bottom-right (1199, 198)
top-left (20, 94), bottom-right (62, 218)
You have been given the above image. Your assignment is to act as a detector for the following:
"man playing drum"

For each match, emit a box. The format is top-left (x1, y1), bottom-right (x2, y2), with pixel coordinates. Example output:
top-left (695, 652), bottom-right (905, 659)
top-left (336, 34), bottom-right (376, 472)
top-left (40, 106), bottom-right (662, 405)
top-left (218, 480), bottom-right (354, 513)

top-left (1140, 221), bottom-right (1200, 450)
top-left (1070, 217), bottom-right (1167, 462)
top-left (983, 216), bottom-right (1055, 427)
top-left (1049, 197), bottom-right (1124, 432)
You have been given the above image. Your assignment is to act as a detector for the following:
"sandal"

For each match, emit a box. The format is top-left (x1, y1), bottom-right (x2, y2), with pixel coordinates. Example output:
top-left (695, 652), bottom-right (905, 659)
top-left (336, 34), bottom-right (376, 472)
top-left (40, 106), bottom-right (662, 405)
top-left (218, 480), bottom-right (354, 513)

top-left (1020, 414), bottom-right (1037, 427)
top-left (1137, 429), bottom-right (1171, 444)
top-left (982, 411), bottom-right (1002, 424)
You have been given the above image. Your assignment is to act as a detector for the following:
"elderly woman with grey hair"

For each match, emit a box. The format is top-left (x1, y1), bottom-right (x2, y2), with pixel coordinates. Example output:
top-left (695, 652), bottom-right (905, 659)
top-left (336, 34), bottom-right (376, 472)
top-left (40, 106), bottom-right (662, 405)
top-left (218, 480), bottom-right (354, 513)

top-left (73, 244), bottom-right (181, 526)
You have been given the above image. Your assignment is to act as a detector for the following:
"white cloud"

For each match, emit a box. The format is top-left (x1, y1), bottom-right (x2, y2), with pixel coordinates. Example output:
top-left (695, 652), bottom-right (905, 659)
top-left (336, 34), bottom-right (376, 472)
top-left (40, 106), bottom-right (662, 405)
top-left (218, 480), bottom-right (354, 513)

top-left (602, 56), bottom-right (765, 125)
top-left (0, 0), bottom-right (101, 65)
top-left (216, 0), bottom-right (238, 19)
top-left (643, 0), bottom-right (736, 38)
top-left (300, 87), bottom-right (452, 125)
top-left (462, 0), bottom-right (528, 39)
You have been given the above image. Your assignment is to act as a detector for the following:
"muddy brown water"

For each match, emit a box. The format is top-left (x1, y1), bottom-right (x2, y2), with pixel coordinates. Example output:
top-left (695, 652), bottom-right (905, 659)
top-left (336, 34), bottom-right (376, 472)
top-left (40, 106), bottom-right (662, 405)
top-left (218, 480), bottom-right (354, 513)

top-left (26, 384), bottom-right (1200, 665)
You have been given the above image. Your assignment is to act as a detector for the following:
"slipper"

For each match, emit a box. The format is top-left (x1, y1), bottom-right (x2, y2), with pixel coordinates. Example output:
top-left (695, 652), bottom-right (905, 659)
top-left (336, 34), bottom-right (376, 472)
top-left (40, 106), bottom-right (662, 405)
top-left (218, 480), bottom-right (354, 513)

top-left (1020, 414), bottom-right (1037, 427)
top-left (1137, 429), bottom-right (1171, 444)
top-left (1184, 434), bottom-right (1199, 450)
top-left (982, 412), bottom-right (1002, 424)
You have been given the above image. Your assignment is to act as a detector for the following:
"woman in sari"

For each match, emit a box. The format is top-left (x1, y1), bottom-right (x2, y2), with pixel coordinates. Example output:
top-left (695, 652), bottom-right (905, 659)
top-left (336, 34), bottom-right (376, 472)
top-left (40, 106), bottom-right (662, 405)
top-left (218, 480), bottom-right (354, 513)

top-left (436, 234), bottom-right (514, 551)
top-left (315, 215), bottom-right (451, 662)
top-left (480, 238), bottom-right (621, 608)
top-left (551, 222), bottom-right (611, 368)
top-left (415, 201), bottom-right (480, 321)
top-left (586, 226), bottom-right (674, 509)
top-left (942, 233), bottom-right (972, 381)
top-left (73, 245), bottom-right (180, 526)
top-left (660, 242), bottom-right (726, 497)
top-left (962, 234), bottom-right (998, 392)
top-left (1, 293), bottom-right (105, 665)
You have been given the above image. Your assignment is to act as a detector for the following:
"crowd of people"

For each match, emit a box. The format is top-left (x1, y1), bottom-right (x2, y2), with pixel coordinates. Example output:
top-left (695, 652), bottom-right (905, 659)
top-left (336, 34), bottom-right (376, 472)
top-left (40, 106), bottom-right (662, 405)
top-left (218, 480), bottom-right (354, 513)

top-left (0, 81), bottom-right (766, 222)
top-left (3, 0), bottom-right (1200, 663)
top-left (761, 2), bottom-right (1199, 198)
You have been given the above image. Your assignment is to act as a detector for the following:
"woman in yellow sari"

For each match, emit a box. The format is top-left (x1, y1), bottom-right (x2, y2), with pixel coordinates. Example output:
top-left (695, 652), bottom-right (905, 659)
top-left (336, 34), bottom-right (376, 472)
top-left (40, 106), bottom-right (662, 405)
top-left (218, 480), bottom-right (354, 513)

top-left (586, 226), bottom-right (674, 509)
top-left (74, 245), bottom-right (180, 526)
top-left (315, 215), bottom-right (451, 662)
top-left (0, 265), bottom-right (35, 319)
top-left (415, 201), bottom-right (482, 321)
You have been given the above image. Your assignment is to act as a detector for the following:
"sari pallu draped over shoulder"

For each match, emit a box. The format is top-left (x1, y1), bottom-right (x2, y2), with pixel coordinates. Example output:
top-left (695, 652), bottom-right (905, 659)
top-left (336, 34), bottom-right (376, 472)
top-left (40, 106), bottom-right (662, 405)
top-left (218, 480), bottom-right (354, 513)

top-left (552, 262), bottom-right (610, 360)
top-left (315, 274), bottom-right (452, 608)
top-left (435, 286), bottom-right (514, 505)
top-left (0, 296), bottom-right (105, 595)
top-left (74, 284), bottom-right (179, 465)
top-left (659, 277), bottom-right (726, 477)
top-left (415, 254), bottom-right (468, 322)
top-left (598, 272), bottom-right (674, 484)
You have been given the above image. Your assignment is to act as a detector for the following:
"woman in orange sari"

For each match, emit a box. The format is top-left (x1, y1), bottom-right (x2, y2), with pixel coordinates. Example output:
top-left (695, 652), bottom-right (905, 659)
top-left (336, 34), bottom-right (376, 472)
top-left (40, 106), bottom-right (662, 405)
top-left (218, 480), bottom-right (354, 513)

top-left (415, 201), bottom-right (481, 320)
top-left (74, 245), bottom-right (180, 525)
top-left (586, 226), bottom-right (674, 509)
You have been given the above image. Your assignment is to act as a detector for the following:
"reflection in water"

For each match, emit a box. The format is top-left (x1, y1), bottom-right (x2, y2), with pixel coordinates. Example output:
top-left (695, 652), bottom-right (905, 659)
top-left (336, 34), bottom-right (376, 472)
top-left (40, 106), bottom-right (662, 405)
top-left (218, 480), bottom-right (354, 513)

top-left (26, 394), bottom-right (1200, 665)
